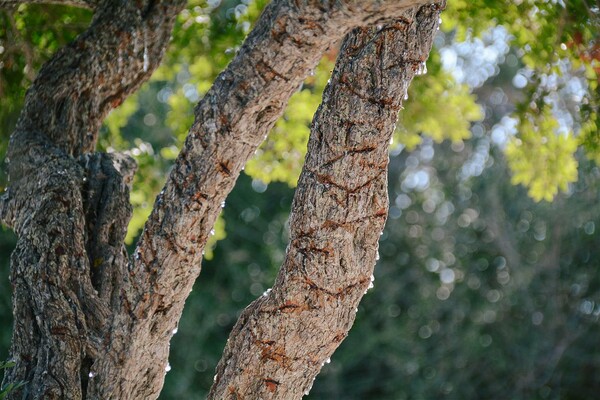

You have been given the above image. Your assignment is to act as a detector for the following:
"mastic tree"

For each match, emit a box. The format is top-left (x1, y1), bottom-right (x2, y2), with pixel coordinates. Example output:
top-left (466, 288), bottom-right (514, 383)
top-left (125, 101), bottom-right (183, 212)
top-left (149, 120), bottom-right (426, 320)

top-left (0, 0), bottom-right (599, 399)
top-left (0, 0), bottom-right (446, 398)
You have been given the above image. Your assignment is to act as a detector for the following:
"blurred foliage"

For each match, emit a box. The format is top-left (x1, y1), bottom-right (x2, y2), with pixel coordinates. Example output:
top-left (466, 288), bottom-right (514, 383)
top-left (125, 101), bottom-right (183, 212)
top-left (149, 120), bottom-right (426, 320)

top-left (0, 360), bottom-right (25, 399)
top-left (505, 109), bottom-right (579, 202)
top-left (442, 0), bottom-right (600, 201)
top-left (1, 0), bottom-right (600, 399)
top-left (396, 58), bottom-right (483, 150)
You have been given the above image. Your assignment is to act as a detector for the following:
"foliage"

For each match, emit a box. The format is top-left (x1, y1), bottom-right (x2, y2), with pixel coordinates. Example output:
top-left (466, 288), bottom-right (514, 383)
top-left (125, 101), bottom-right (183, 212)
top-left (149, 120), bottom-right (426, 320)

top-left (442, 0), bottom-right (599, 201)
top-left (396, 57), bottom-right (483, 150)
top-left (506, 109), bottom-right (579, 201)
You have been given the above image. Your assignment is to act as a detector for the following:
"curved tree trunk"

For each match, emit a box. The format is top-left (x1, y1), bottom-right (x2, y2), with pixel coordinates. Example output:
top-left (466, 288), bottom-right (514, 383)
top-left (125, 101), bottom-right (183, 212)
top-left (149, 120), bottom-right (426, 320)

top-left (208, 4), bottom-right (443, 398)
top-left (0, 0), bottom-right (442, 398)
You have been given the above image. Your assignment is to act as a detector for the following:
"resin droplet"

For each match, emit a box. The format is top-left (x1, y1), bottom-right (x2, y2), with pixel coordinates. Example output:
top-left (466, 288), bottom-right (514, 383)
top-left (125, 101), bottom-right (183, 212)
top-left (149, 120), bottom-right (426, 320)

top-left (143, 46), bottom-right (149, 72)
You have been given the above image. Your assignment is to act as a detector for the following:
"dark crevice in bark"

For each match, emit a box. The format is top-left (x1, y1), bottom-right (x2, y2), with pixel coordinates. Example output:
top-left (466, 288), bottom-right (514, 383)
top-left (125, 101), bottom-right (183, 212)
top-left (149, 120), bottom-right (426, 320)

top-left (79, 153), bottom-right (135, 298)
top-left (141, 0), bottom-right (157, 19)
top-left (80, 355), bottom-right (93, 398)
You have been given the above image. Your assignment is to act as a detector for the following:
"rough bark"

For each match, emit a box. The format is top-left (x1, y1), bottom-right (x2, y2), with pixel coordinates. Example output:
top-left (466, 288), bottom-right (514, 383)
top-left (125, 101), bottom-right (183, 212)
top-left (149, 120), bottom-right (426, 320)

top-left (0, 0), bottom-right (440, 398)
top-left (9, 0), bottom-right (182, 156)
top-left (208, 4), bottom-right (444, 399)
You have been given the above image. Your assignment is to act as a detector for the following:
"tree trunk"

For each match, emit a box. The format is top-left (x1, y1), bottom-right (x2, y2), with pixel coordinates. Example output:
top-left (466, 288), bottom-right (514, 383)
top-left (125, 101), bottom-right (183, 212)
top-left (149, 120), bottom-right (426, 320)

top-left (0, 0), bottom-right (442, 398)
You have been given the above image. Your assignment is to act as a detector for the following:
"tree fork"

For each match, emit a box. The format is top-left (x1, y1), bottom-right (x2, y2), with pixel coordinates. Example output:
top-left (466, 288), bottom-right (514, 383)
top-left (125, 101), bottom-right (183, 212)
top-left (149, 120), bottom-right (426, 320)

top-left (105, 1), bottom-right (440, 397)
top-left (1, 0), bottom-right (440, 398)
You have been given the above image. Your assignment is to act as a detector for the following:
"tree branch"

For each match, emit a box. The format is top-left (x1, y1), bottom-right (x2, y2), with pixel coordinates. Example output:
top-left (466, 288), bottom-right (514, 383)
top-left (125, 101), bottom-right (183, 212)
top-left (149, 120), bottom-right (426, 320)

top-left (208, 4), bottom-right (444, 397)
top-left (13, 0), bottom-right (185, 156)
top-left (103, 0), bottom-right (438, 397)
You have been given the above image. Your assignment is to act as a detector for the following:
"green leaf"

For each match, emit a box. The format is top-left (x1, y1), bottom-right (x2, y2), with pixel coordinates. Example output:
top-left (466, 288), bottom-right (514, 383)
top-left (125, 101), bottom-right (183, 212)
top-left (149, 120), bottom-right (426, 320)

top-left (505, 110), bottom-right (579, 202)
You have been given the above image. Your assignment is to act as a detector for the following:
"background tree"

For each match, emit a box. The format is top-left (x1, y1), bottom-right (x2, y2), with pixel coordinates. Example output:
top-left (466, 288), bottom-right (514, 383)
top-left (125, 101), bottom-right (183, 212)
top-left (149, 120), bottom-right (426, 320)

top-left (1, 0), bottom-right (599, 399)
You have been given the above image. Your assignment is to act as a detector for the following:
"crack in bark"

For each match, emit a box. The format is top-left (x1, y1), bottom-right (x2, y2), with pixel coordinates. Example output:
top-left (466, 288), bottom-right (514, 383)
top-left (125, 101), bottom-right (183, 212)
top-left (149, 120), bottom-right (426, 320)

top-left (256, 59), bottom-right (289, 82)
top-left (79, 153), bottom-right (135, 300)
top-left (319, 145), bottom-right (379, 168)
top-left (338, 78), bottom-right (403, 110)
top-left (301, 275), bottom-right (369, 299)
top-left (305, 167), bottom-right (386, 194)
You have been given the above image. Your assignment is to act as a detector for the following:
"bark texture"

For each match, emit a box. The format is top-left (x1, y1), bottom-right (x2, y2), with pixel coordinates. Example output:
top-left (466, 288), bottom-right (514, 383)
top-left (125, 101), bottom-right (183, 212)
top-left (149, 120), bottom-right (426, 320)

top-left (0, 0), bottom-right (440, 398)
top-left (208, 4), bottom-right (444, 399)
